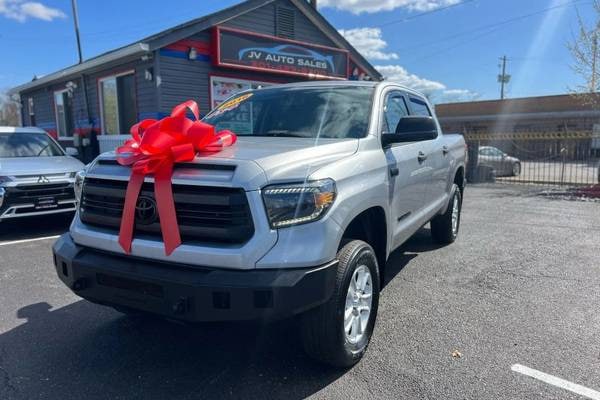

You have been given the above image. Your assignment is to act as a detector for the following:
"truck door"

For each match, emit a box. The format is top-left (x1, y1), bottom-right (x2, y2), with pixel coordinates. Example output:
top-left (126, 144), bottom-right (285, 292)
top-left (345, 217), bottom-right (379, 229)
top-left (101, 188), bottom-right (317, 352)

top-left (382, 91), bottom-right (432, 248)
top-left (407, 96), bottom-right (448, 208)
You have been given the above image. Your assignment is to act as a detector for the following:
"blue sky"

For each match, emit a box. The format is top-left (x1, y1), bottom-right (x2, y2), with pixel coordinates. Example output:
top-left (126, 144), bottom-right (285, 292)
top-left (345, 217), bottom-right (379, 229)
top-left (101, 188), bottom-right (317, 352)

top-left (0, 0), bottom-right (595, 103)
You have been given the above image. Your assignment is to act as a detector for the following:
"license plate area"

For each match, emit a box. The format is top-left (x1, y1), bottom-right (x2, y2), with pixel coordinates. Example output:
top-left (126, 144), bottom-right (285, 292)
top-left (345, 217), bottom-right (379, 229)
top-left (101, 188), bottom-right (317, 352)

top-left (96, 273), bottom-right (164, 298)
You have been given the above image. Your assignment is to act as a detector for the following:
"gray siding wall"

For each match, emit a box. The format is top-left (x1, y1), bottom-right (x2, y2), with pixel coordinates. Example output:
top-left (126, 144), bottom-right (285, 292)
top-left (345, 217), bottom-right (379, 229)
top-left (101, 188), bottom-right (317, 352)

top-left (21, 59), bottom-right (157, 137)
top-left (158, 0), bottom-right (336, 115)
top-left (222, 0), bottom-right (335, 46)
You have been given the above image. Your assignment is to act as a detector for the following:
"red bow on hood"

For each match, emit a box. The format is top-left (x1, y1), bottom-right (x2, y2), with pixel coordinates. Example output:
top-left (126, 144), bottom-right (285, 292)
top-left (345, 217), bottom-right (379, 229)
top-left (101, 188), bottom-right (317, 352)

top-left (116, 100), bottom-right (236, 255)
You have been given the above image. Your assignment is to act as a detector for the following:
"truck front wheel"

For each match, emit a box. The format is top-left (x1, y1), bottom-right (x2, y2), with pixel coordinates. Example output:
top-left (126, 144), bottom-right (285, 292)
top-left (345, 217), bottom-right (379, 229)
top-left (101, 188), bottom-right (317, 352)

top-left (300, 240), bottom-right (380, 368)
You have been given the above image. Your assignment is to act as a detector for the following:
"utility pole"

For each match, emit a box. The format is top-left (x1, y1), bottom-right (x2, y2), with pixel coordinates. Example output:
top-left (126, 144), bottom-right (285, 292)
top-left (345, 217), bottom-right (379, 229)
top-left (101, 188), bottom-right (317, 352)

top-left (71, 0), bottom-right (83, 63)
top-left (497, 55), bottom-right (511, 100)
top-left (591, 32), bottom-right (598, 92)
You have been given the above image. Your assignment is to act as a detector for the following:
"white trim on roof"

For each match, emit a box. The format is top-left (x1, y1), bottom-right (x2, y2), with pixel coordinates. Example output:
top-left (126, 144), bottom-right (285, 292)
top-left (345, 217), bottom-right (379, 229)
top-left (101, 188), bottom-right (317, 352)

top-left (10, 43), bottom-right (149, 94)
top-left (0, 126), bottom-right (47, 133)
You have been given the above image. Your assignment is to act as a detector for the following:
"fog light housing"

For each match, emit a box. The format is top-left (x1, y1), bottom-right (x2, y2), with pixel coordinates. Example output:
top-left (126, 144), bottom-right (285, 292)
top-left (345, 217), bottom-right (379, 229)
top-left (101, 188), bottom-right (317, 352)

top-left (74, 169), bottom-right (85, 203)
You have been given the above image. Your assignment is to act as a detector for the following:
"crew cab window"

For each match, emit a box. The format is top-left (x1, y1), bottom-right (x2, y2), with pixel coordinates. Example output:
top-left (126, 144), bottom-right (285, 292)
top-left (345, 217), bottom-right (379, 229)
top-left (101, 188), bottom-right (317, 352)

top-left (409, 97), bottom-right (432, 116)
top-left (383, 93), bottom-right (409, 133)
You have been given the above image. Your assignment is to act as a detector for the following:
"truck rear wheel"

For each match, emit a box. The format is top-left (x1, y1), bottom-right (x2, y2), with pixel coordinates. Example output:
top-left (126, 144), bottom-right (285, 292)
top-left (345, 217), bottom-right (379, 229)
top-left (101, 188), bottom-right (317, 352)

top-left (430, 183), bottom-right (462, 244)
top-left (300, 240), bottom-right (380, 368)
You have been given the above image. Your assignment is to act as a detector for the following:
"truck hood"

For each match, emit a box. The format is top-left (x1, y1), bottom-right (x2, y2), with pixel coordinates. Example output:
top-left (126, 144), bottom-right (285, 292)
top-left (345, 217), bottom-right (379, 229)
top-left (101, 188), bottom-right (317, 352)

top-left (207, 137), bottom-right (359, 183)
top-left (0, 156), bottom-right (85, 177)
top-left (91, 137), bottom-right (358, 191)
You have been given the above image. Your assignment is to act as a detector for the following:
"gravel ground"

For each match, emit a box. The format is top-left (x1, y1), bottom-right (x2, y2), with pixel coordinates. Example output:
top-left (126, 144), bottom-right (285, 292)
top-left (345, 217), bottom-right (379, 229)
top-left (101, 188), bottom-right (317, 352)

top-left (0, 185), bottom-right (599, 400)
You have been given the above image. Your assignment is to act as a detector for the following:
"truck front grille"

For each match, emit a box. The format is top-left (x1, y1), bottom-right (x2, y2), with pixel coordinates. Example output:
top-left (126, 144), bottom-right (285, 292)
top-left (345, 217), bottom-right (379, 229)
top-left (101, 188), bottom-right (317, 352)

top-left (80, 178), bottom-right (255, 245)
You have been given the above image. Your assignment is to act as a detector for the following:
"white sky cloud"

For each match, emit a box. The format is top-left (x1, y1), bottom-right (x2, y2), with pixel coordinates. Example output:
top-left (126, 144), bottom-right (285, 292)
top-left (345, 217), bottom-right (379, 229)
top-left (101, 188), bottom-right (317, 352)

top-left (376, 64), bottom-right (446, 94)
top-left (320, 0), bottom-right (461, 14)
top-left (339, 28), bottom-right (399, 61)
top-left (375, 65), bottom-right (478, 103)
top-left (0, 0), bottom-right (66, 22)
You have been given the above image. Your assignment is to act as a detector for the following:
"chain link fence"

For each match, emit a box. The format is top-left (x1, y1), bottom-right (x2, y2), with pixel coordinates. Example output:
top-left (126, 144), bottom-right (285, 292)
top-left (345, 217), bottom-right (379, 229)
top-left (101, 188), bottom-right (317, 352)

top-left (465, 131), bottom-right (600, 187)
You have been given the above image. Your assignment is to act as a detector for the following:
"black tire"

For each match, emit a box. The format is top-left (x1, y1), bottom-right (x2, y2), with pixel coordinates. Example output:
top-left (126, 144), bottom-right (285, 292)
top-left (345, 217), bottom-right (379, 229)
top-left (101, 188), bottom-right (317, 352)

top-left (512, 162), bottom-right (521, 176)
top-left (430, 183), bottom-right (462, 244)
top-left (300, 240), bottom-right (380, 368)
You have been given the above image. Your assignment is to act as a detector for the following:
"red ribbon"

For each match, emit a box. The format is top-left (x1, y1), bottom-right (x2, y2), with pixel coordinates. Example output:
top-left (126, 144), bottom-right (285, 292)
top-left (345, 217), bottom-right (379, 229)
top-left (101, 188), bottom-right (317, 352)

top-left (116, 100), bottom-right (236, 255)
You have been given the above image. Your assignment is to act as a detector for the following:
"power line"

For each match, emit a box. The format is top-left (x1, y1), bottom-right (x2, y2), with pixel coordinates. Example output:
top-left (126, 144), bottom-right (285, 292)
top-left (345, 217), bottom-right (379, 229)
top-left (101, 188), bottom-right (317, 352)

top-left (377, 0), bottom-right (480, 28)
top-left (395, 0), bottom-right (588, 54)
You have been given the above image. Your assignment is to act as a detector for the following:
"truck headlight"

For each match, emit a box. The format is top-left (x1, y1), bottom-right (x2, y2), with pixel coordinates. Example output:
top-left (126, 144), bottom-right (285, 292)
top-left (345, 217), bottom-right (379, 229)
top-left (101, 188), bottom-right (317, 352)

top-left (74, 169), bottom-right (86, 203)
top-left (262, 179), bottom-right (336, 228)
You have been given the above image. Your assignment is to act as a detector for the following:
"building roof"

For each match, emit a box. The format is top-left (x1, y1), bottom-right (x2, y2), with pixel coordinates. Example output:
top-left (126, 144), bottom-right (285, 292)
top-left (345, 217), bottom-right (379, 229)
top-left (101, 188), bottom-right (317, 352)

top-left (10, 0), bottom-right (381, 94)
top-left (436, 93), bottom-right (600, 119)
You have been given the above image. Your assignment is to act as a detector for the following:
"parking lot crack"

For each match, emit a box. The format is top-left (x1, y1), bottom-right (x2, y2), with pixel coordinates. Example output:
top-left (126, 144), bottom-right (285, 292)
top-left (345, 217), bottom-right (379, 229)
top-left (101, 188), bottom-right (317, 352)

top-left (495, 269), bottom-right (589, 285)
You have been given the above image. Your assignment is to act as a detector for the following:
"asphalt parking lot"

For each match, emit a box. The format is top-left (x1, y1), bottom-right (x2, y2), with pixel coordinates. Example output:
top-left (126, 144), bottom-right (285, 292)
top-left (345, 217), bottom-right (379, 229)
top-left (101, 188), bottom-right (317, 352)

top-left (0, 185), bottom-right (599, 400)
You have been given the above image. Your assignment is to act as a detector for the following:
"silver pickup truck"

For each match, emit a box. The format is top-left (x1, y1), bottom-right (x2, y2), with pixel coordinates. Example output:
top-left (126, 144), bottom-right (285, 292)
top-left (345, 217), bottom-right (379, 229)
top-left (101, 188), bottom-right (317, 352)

top-left (52, 81), bottom-right (466, 367)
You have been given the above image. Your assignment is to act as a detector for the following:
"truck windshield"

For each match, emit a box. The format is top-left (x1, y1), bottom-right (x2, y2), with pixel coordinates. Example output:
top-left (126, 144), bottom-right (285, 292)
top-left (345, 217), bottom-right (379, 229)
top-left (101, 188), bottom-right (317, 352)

top-left (0, 132), bottom-right (64, 158)
top-left (203, 86), bottom-right (374, 139)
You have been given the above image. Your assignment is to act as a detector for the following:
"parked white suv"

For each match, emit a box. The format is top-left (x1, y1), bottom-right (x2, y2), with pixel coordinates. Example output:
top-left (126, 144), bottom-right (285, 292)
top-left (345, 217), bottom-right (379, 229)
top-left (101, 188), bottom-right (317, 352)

top-left (0, 127), bottom-right (84, 222)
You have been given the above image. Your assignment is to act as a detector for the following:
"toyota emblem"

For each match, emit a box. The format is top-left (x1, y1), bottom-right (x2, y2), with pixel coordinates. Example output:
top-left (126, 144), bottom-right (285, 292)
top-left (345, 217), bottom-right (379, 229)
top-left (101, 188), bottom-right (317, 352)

top-left (135, 196), bottom-right (158, 225)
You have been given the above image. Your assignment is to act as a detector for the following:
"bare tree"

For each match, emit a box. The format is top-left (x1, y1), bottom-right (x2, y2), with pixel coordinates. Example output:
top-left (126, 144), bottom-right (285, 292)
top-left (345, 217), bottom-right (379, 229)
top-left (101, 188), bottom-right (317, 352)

top-left (0, 89), bottom-right (20, 126)
top-left (567, 0), bottom-right (600, 107)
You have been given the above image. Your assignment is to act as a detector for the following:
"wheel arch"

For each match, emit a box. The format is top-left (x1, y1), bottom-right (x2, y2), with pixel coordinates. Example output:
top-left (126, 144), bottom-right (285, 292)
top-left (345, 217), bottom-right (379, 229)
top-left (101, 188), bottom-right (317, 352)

top-left (338, 206), bottom-right (388, 283)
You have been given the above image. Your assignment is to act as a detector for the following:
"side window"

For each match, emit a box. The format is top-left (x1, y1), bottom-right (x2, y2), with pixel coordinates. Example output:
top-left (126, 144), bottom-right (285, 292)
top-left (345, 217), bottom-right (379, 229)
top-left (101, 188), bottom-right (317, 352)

top-left (383, 93), bottom-right (409, 133)
top-left (409, 97), bottom-right (432, 116)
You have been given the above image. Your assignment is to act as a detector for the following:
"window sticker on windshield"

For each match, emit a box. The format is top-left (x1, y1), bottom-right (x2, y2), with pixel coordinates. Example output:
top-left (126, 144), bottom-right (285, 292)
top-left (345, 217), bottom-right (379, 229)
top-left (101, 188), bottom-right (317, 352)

top-left (216, 93), bottom-right (253, 113)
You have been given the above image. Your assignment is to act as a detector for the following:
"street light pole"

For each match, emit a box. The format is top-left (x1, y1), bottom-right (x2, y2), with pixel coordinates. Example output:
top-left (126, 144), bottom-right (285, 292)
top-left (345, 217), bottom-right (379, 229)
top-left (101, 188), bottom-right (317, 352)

top-left (71, 0), bottom-right (83, 63)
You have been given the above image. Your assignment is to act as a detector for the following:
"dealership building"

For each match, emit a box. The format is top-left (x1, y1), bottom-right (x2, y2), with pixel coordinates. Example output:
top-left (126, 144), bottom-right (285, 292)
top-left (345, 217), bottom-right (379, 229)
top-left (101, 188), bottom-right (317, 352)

top-left (10, 0), bottom-right (381, 158)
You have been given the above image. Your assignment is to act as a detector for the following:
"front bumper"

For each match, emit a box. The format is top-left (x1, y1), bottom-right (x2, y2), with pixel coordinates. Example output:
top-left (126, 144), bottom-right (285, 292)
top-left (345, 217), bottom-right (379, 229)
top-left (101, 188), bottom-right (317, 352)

top-left (52, 234), bottom-right (338, 322)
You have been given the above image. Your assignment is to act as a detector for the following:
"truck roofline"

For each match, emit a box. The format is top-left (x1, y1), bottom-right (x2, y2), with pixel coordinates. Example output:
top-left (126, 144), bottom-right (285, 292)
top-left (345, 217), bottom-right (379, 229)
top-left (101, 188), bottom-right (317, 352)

top-left (247, 80), bottom-right (428, 100)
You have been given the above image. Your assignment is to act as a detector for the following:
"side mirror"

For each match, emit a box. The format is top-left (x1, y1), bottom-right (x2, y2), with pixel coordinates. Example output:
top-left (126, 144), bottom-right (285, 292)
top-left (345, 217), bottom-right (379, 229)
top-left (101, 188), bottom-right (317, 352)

top-left (382, 116), bottom-right (438, 147)
top-left (65, 147), bottom-right (79, 157)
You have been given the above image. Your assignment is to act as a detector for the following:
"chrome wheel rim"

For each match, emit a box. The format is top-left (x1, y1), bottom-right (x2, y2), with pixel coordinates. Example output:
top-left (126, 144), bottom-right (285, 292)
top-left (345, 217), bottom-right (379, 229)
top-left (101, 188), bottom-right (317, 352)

top-left (344, 265), bottom-right (373, 344)
top-left (451, 193), bottom-right (460, 235)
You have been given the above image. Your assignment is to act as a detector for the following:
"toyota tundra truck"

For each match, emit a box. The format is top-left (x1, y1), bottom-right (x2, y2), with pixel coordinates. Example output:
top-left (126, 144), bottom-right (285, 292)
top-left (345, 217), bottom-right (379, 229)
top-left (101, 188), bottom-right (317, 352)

top-left (52, 81), bottom-right (466, 367)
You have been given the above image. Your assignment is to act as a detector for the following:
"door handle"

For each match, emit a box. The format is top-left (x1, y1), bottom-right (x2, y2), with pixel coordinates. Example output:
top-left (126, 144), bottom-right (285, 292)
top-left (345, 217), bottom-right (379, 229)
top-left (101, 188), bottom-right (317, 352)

top-left (389, 166), bottom-right (399, 177)
top-left (442, 146), bottom-right (449, 156)
top-left (417, 151), bottom-right (428, 163)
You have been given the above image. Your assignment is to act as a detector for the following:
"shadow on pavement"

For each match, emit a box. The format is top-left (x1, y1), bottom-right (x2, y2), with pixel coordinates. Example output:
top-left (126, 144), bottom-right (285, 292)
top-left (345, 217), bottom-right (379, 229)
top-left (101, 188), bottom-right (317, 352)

top-left (0, 227), bottom-right (437, 400)
top-left (382, 226), bottom-right (442, 288)
top-left (0, 213), bottom-right (73, 242)
top-left (0, 301), bottom-right (345, 400)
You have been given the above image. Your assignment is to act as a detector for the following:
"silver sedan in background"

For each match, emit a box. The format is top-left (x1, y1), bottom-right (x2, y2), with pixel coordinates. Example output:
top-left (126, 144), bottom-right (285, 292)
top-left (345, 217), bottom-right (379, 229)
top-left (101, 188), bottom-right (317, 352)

top-left (0, 127), bottom-right (84, 222)
top-left (478, 146), bottom-right (521, 177)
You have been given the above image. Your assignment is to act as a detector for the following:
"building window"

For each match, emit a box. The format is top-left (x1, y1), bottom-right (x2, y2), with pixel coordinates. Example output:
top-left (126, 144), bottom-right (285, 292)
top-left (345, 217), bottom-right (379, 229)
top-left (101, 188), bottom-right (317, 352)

top-left (99, 71), bottom-right (136, 135)
top-left (276, 7), bottom-right (295, 39)
top-left (27, 97), bottom-right (35, 126)
top-left (54, 89), bottom-right (73, 137)
top-left (210, 75), bottom-right (273, 109)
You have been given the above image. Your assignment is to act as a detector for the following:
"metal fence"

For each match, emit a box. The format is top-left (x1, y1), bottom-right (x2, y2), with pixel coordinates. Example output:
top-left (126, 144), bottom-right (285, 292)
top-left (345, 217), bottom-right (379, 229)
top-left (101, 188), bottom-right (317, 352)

top-left (465, 131), bottom-right (600, 187)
